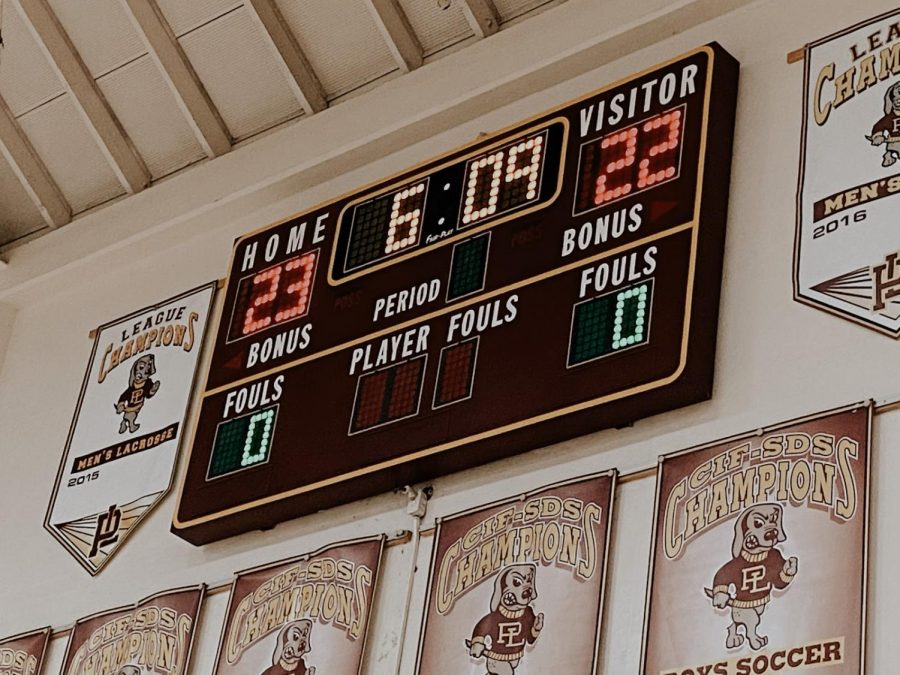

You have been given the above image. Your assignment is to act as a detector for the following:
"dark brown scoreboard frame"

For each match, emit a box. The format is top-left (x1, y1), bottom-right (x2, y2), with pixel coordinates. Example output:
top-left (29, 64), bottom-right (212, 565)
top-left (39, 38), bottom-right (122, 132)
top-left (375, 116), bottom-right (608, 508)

top-left (174, 45), bottom-right (739, 544)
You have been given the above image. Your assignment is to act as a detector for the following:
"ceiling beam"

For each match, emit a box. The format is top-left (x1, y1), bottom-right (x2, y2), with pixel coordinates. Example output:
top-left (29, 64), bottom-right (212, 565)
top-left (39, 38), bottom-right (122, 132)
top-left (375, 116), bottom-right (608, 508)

top-left (243, 0), bottom-right (327, 114)
top-left (459, 0), bottom-right (500, 38)
top-left (364, 0), bottom-right (423, 73)
top-left (0, 94), bottom-right (71, 228)
top-left (15, 0), bottom-right (150, 193)
top-left (120, 0), bottom-right (232, 157)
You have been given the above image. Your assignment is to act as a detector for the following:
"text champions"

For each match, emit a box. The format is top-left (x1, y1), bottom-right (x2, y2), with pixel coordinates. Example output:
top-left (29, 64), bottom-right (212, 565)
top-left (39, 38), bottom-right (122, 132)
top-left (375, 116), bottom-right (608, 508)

top-left (436, 496), bottom-right (604, 615)
top-left (97, 307), bottom-right (200, 384)
top-left (225, 557), bottom-right (374, 664)
top-left (664, 432), bottom-right (861, 560)
top-left (812, 19), bottom-right (900, 126)
top-left (66, 606), bottom-right (193, 675)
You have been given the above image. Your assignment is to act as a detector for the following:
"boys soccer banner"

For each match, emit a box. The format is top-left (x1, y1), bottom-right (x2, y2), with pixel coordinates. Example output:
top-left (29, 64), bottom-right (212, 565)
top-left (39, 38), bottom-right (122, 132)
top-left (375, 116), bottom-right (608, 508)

top-left (415, 471), bottom-right (616, 675)
top-left (61, 586), bottom-right (204, 675)
top-left (214, 535), bottom-right (384, 675)
top-left (45, 283), bottom-right (216, 575)
top-left (0, 628), bottom-right (50, 675)
top-left (795, 8), bottom-right (900, 336)
top-left (641, 404), bottom-right (871, 675)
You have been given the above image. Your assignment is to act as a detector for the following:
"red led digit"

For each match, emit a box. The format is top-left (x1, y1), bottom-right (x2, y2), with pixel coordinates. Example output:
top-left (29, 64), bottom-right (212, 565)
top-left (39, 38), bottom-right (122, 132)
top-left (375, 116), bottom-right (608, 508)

top-left (238, 252), bottom-right (318, 339)
top-left (638, 109), bottom-right (681, 188)
top-left (462, 151), bottom-right (505, 225)
top-left (594, 127), bottom-right (638, 206)
top-left (243, 266), bottom-right (282, 336)
top-left (274, 252), bottom-right (316, 323)
top-left (385, 182), bottom-right (425, 254)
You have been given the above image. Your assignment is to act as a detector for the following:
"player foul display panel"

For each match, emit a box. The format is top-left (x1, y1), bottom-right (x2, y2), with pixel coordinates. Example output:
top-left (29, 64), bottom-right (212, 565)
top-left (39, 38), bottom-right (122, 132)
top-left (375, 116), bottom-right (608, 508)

top-left (174, 45), bottom-right (739, 544)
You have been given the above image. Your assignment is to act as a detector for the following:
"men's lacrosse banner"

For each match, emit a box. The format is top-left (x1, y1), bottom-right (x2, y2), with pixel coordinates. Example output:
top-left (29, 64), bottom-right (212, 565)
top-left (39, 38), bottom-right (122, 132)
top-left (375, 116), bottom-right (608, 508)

top-left (0, 628), bottom-right (50, 675)
top-left (795, 9), bottom-right (900, 336)
top-left (213, 535), bottom-right (384, 675)
top-left (60, 586), bottom-right (204, 675)
top-left (641, 405), bottom-right (871, 675)
top-left (415, 471), bottom-right (616, 675)
top-left (45, 283), bottom-right (216, 574)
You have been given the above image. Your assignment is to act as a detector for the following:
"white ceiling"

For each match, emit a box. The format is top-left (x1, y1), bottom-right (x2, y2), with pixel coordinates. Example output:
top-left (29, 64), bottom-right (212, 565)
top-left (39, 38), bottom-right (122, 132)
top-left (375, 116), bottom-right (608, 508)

top-left (0, 0), bottom-right (567, 250)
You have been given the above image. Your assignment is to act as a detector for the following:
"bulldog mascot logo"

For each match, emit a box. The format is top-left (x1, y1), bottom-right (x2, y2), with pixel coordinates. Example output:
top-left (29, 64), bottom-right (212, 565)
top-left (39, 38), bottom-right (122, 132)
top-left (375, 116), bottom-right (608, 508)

top-left (705, 504), bottom-right (799, 652)
top-left (261, 620), bottom-right (316, 675)
top-left (867, 80), bottom-right (900, 167)
top-left (114, 354), bottom-right (160, 434)
top-left (466, 564), bottom-right (544, 675)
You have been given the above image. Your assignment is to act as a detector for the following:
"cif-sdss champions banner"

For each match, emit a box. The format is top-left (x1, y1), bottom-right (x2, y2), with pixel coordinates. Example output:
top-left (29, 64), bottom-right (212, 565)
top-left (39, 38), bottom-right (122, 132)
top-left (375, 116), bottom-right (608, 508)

top-left (796, 9), bottom-right (900, 336)
top-left (45, 283), bottom-right (216, 574)
top-left (641, 405), bottom-right (870, 675)
top-left (61, 586), bottom-right (204, 675)
top-left (415, 471), bottom-right (616, 675)
top-left (213, 536), bottom-right (384, 675)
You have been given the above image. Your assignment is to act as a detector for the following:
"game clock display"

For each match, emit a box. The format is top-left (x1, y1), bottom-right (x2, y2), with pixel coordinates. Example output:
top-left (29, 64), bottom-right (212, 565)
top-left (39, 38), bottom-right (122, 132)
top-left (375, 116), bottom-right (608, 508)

top-left (174, 45), bottom-right (739, 544)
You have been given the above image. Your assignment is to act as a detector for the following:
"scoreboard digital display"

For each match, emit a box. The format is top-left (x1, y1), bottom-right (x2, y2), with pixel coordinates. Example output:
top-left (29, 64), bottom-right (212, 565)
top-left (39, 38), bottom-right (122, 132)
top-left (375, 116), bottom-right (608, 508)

top-left (174, 45), bottom-right (739, 544)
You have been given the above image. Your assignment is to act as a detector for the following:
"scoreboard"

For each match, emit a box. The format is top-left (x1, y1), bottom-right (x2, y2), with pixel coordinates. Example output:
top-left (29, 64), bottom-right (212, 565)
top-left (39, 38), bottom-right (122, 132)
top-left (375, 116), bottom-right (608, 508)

top-left (174, 45), bottom-right (739, 544)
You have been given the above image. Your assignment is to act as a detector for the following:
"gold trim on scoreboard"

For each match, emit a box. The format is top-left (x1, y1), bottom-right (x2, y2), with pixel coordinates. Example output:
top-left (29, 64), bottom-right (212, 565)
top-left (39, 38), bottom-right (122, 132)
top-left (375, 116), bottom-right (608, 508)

top-left (173, 44), bottom-right (720, 532)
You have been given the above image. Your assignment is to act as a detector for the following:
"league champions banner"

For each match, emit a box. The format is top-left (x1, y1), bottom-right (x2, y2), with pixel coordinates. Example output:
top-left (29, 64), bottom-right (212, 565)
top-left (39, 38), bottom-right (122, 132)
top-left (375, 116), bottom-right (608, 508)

top-left (795, 9), bottom-right (900, 337)
top-left (415, 471), bottom-right (616, 675)
top-left (213, 535), bottom-right (385, 675)
top-left (0, 628), bottom-right (50, 675)
top-left (45, 283), bottom-right (217, 575)
top-left (641, 405), bottom-right (871, 675)
top-left (61, 586), bottom-right (204, 675)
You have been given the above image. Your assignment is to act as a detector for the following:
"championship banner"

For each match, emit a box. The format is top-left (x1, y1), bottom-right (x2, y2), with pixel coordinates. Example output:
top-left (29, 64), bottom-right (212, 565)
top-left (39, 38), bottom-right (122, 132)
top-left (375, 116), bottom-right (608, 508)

top-left (45, 283), bottom-right (216, 574)
top-left (0, 628), bottom-right (50, 675)
top-left (415, 471), bottom-right (617, 675)
top-left (795, 9), bottom-right (900, 337)
top-left (60, 586), bottom-right (204, 675)
top-left (641, 404), bottom-right (871, 675)
top-left (213, 535), bottom-right (384, 675)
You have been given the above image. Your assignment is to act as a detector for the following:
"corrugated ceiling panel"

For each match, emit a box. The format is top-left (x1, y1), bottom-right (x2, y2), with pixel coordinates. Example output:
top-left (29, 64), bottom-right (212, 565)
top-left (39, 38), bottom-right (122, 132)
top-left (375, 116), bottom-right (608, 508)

top-left (155, 0), bottom-right (243, 37)
top-left (0, 155), bottom-right (48, 248)
top-left (46, 0), bottom-right (146, 77)
top-left (276, 0), bottom-right (397, 99)
top-left (178, 7), bottom-right (303, 141)
top-left (97, 55), bottom-right (206, 179)
top-left (0, 4), bottom-right (65, 116)
top-left (17, 95), bottom-right (125, 213)
top-left (493, 0), bottom-right (558, 23)
top-left (398, 0), bottom-right (472, 56)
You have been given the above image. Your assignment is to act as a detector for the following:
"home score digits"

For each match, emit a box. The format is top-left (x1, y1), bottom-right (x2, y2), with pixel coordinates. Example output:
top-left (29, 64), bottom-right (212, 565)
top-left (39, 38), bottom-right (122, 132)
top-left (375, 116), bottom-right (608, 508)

top-left (174, 45), bottom-right (739, 545)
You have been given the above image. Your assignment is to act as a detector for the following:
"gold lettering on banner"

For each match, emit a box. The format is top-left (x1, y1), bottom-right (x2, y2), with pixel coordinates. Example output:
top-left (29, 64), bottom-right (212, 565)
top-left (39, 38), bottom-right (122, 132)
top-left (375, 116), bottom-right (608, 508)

top-left (225, 558), bottom-right (374, 665)
top-left (66, 606), bottom-right (194, 675)
top-left (813, 24), bottom-right (900, 126)
top-left (663, 432), bottom-right (861, 560)
top-left (0, 649), bottom-right (39, 675)
top-left (97, 311), bottom-right (199, 384)
top-left (435, 495), bottom-right (605, 615)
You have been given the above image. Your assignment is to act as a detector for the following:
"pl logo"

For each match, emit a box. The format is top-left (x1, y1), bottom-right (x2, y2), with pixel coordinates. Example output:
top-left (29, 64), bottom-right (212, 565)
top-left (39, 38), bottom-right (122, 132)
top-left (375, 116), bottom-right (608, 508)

top-left (705, 504), bottom-right (798, 652)
top-left (89, 504), bottom-right (122, 558)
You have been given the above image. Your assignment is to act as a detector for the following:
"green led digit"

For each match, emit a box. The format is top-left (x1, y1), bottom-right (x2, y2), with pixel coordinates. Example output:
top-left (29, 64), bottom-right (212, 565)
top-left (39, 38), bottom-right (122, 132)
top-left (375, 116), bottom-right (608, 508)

top-left (612, 283), bottom-right (649, 350)
top-left (242, 408), bottom-right (274, 467)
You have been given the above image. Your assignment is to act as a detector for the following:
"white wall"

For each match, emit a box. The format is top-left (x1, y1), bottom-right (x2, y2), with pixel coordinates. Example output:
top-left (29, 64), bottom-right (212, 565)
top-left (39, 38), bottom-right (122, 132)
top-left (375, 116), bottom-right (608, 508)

top-left (1, 0), bottom-right (898, 673)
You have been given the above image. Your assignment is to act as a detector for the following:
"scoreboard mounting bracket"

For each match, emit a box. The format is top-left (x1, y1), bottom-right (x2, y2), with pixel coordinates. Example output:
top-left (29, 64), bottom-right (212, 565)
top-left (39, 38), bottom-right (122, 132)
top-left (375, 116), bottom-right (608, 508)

top-left (173, 44), bottom-right (739, 545)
